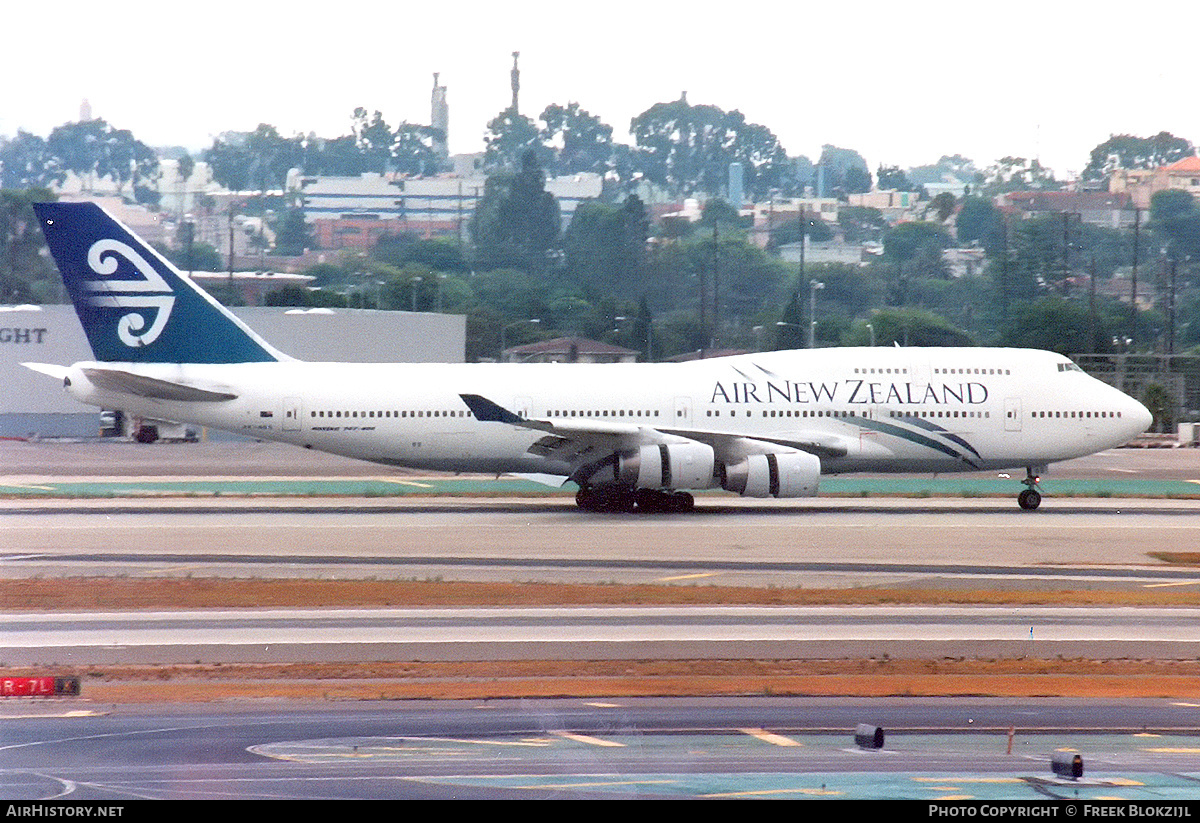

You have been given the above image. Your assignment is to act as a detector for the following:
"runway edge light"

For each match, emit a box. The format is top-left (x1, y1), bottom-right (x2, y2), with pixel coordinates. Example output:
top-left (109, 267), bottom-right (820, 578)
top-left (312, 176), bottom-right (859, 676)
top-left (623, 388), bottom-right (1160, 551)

top-left (854, 723), bottom-right (885, 750)
top-left (1051, 751), bottom-right (1084, 779)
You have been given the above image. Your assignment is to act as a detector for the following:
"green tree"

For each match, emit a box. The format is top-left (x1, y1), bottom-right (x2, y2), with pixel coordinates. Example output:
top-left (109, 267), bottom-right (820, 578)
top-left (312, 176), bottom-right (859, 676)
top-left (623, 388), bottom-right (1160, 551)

top-left (0, 188), bottom-right (59, 303)
top-left (562, 196), bottom-right (648, 299)
top-left (1142, 383), bottom-right (1176, 433)
top-left (698, 198), bottom-right (746, 229)
top-left (1001, 296), bottom-right (1113, 355)
top-left (154, 240), bottom-right (223, 272)
top-left (0, 132), bottom-right (63, 189)
top-left (1082, 132), bottom-right (1195, 182)
top-left (955, 196), bottom-right (1007, 256)
top-left (392, 123), bottom-right (447, 176)
top-left (817, 145), bottom-right (871, 195)
top-left (263, 284), bottom-right (348, 308)
top-left (46, 119), bottom-right (159, 202)
top-left (807, 262), bottom-right (885, 319)
top-left (864, 307), bottom-right (973, 347)
top-left (773, 291), bottom-right (805, 349)
top-left (303, 134), bottom-right (366, 176)
top-left (351, 108), bottom-right (394, 174)
top-left (205, 124), bottom-right (300, 192)
top-left (980, 156), bottom-right (1059, 195)
top-left (630, 96), bottom-right (791, 199)
top-left (539, 102), bottom-right (613, 176)
top-left (928, 192), bottom-right (957, 222)
top-left (838, 206), bottom-right (887, 243)
top-left (1149, 189), bottom-right (1200, 261)
top-left (876, 164), bottom-right (914, 191)
top-left (1150, 189), bottom-right (1194, 223)
top-left (273, 208), bottom-right (313, 256)
top-left (470, 150), bottom-right (561, 272)
top-left (907, 154), bottom-right (979, 193)
top-left (786, 155), bottom-right (816, 197)
top-left (177, 152), bottom-right (195, 185)
top-left (374, 233), bottom-right (470, 273)
top-left (883, 222), bottom-right (951, 263)
top-left (483, 109), bottom-right (545, 172)
top-left (769, 214), bottom-right (832, 249)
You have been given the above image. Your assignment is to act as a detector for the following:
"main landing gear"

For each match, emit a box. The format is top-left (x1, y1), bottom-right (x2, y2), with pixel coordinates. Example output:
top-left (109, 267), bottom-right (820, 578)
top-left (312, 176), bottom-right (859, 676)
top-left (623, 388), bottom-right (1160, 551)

top-left (575, 485), bottom-right (695, 513)
top-left (1017, 466), bottom-right (1043, 511)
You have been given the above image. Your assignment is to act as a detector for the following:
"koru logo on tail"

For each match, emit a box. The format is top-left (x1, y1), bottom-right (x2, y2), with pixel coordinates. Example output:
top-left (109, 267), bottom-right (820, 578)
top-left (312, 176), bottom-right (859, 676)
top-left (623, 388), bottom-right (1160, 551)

top-left (84, 239), bottom-right (175, 348)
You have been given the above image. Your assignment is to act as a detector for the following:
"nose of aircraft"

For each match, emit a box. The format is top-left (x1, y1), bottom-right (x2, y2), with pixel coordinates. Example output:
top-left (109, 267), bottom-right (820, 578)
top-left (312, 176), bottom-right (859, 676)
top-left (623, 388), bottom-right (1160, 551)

top-left (1124, 392), bottom-right (1154, 438)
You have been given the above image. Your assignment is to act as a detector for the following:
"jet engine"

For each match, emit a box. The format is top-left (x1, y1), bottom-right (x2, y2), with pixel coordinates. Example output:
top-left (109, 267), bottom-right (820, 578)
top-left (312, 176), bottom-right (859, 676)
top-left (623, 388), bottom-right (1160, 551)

top-left (616, 443), bottom-right (716, 490)
top-left (721, 451), bottom-right (820, 498)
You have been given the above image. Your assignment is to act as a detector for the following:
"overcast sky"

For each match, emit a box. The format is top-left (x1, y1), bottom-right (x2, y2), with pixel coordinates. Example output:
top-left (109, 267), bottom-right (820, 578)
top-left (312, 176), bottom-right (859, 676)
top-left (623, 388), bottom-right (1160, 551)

top-left (4, 0), bottom-right (1195, 178)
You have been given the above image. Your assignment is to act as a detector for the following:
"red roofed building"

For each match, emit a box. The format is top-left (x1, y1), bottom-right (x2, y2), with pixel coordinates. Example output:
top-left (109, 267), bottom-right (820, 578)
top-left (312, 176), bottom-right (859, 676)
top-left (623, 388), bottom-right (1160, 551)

top-left (1110, 156), bottom-right (1200, 209)
top-left (997, 190), bottom-right (1137, 228)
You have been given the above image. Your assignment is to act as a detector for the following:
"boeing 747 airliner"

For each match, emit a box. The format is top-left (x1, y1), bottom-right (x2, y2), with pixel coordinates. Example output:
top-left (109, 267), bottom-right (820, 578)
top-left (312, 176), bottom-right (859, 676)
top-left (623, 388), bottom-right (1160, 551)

top-left (24, 202), bottom-right (1152, 511)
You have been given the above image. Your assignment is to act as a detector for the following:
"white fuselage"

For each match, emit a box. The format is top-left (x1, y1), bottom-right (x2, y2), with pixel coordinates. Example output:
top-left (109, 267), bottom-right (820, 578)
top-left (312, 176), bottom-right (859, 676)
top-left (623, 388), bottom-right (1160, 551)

top-left (55, 347), bottom-right (1152, 483)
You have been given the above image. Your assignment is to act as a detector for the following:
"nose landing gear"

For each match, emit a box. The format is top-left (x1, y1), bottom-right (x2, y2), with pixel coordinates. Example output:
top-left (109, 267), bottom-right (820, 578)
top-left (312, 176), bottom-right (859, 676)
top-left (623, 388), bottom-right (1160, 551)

top-left (1017, 466), bottom-right (1044, 510)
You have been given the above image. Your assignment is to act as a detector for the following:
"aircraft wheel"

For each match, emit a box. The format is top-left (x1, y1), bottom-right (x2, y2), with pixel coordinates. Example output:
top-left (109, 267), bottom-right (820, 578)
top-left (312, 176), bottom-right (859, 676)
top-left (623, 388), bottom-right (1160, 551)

top-left (609, 487), bottom-right (637, 513)
top-left (1017, 489), bottom-right (1042, 510)
top-left (635, 489), bottom-right (666, 513)
top-left (672, 491), bottom-right (695, 513)
top-left (578, 486), bottom-right (636, 513)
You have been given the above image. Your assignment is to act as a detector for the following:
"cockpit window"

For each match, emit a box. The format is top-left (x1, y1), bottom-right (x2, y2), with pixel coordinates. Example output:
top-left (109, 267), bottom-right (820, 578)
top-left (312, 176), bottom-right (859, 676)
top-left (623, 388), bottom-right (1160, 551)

top-left (1056, 362), bottom-right (1084, 373)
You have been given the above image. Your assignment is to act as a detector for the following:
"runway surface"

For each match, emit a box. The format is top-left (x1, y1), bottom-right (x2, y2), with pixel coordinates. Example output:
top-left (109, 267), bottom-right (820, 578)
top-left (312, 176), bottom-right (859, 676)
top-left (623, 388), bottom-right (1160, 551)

top-left (6, 604), bottom-right (1200, 665)
top-left (4, 699), bottom-right (1200, 800)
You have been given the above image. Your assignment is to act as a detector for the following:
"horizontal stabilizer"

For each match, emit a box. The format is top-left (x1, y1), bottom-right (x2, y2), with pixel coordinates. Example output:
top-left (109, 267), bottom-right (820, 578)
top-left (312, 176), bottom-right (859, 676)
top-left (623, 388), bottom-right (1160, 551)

top-left (81, 368), bottom-right (238, 402)
top-left (20, 362), bottom-right (71, 381)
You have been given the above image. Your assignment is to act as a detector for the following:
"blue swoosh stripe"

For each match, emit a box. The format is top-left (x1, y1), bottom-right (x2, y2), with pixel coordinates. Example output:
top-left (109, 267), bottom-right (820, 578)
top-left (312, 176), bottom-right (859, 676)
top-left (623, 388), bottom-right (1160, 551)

top-left (854, 416), bottom-right (980, 467)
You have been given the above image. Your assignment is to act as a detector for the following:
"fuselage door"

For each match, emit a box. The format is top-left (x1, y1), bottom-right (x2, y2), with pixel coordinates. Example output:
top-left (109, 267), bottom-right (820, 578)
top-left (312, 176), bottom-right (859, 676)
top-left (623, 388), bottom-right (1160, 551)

top-left (1004, 397), bottom-right (1022, 432)
top-left (511, 396), bottom-right (533, 421)
top-left (674, 396), bottom-right (692, 426)
top-left (283, 397), bottom-right (302, 432)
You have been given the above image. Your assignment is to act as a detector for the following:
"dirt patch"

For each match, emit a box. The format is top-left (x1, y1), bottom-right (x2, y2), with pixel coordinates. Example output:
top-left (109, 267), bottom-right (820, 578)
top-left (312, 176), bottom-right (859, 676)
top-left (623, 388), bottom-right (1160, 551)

top-left (6, 577), bottom-right (1200, 610)
top-left (6, 659), bottom-right (1200, 702)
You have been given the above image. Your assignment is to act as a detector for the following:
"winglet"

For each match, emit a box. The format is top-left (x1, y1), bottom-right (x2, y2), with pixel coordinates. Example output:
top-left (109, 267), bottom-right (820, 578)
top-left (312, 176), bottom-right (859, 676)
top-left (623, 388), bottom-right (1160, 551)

top-left (460, 393), bottom-right (523, 425)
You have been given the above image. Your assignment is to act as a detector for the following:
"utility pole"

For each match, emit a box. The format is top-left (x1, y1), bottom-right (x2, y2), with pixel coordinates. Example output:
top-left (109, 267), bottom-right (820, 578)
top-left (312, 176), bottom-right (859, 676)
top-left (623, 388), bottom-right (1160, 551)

top-left (798, 203), bottom-right (806, 285)
top-left (1088, 255), bottom-right (1097, 352)
top-left (1168, 258), bottom-right (1177, 356)
top-left (1061, 211), bottom-right (1072, 296)
top-left (227, 206), bottom-right (235, 300)
top-left (711, 220), bottom-right (719, 351)
top-left (1131, 206), bottom-right (1141, 310)
top-left (808, 279), bottom-right (825, 348)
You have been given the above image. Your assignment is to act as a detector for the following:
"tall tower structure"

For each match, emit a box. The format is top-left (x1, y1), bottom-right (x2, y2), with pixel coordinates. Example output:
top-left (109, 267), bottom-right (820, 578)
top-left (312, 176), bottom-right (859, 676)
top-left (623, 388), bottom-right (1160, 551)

top-left (79, 98), bottom-right (92, 122)
top-left (510, 51), bottom-right (520, 113)
top-left (431, 72), bottom-right (449, 158)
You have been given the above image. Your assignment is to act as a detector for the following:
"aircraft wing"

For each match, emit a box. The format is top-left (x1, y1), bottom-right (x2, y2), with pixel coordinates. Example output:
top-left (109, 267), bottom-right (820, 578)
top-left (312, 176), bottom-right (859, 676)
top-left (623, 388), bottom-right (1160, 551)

top-left (459, 393), bottom-right (848, 485)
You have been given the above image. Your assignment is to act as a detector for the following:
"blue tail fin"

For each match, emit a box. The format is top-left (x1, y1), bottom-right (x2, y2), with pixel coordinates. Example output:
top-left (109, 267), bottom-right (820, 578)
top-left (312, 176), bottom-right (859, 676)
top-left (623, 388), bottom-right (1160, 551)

top-left (34, 202), bottom-right (285, 363)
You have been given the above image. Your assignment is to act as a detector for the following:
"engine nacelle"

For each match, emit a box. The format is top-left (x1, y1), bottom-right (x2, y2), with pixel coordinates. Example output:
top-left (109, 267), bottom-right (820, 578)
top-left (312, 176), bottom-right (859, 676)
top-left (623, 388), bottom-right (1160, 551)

top-left (616, 443), bottom-right (716, 490)
top-left (721, 451), bottom-right (820, 498)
